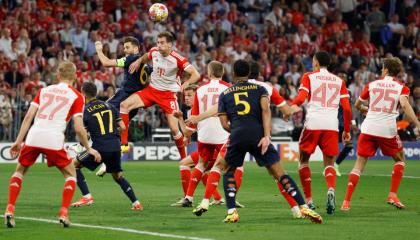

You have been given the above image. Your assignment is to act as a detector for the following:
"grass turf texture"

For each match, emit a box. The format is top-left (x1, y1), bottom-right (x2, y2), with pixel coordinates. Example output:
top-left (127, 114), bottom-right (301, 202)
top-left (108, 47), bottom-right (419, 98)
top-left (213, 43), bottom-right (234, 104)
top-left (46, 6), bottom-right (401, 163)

top-left (0, 160), bottom-right (419, 240)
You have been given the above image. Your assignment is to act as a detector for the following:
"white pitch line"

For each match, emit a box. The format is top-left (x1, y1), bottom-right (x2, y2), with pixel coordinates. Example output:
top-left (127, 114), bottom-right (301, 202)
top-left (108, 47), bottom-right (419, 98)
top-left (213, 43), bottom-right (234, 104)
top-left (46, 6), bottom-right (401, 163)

top-left (297, 171), bottom-right (420, 179)
top-left (1, 215), bottom-right (214, 240)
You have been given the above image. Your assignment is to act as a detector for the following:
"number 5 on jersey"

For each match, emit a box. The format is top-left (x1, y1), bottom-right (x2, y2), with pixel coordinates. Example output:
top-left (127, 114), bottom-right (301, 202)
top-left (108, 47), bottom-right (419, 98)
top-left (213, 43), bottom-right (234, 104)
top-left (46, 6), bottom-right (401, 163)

top-left (234, 92), bottom-right (250, 115)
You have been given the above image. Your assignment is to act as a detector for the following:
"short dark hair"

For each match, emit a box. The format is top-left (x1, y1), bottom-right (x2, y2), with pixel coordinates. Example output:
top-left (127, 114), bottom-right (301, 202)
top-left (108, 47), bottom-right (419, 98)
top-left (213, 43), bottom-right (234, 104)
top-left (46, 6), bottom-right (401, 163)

top-left (208, 61), bottom-right (224, 78)
top-left (314, 51), bottom-right (331, 67)
top-left (157, 31), bottom-right (174, 43)
top-left (383, 57), bottom-right (402, 76)
top-left (248, 60), bottom-right (260, 79)
top-left (184, 84), bottom-right (198, 92)
top-left (233, 60), bottom-right (250, 78)
top-left (82, 81), bottom-right (97, 98)
top-left (123, 36), bottom-right (140, 47)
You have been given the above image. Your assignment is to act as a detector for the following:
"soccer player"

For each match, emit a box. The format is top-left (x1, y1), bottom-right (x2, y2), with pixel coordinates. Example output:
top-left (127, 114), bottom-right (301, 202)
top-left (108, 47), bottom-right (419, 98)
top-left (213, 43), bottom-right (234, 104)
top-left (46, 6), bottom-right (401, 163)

top-left (95, 36), bottom-right (150, 152)
top-left (341, 57), bottom-right (420, 210)
top-left (71, 82), bottom-right (143, 210)
top-left (177, 61), bottom-right (231, 207)
top-left (190, 61), bottom-right (302, 218)
top-left (124, 31), bottom-right (200, 160)
top-left (204, 60), bottom-right (322, 223)
top-left (291, 51), bottom-right (352, 214)
top-left (4, 61), bottom-right (101, 228)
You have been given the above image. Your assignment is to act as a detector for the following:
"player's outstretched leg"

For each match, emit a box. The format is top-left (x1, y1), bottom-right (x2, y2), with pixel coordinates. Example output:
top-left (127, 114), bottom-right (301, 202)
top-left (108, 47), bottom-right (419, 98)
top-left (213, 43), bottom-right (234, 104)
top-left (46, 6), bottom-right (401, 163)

top-left (223, 169), bottom-right (239, 223)
top-left (4, 168), bottom-right (26, 228)
top-left (323, 155), bottom-right (337, 215)
top-left (341, 156), bottom-right (367, 211)
top-left (234, 167), bottom-right (245, 208)
top-left (112, 173), bottom-right (143, 210)
top-left (387, 152), bottom-right (406, 209)
top-left (335, 142), bottom-right (353, 177)
top-left (298, 163), bottom-right (314, 209)
top-left (276, 181), bottom-right (301, 218)
top-left (182, 164), bottom-right (206, 207)
top-left (166, 113), bottom-right (187, 159)
top-left (202, 172), bottom-right (224, 205)
top-left (58, 163), bottom-right (77, 228)
top-left (193, 167), bottom-right (222, 216)
top-left (72, 168), bottom-right (94, 207)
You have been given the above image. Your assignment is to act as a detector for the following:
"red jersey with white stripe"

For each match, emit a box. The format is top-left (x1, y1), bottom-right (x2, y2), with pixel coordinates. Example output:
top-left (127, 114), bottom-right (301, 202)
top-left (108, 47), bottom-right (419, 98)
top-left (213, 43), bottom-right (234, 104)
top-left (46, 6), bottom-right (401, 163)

top-left (148, 47), bottom-right (192, 92)
top-left (359, 76), bottom-right (410, 138)
top-left (190, 79), bottom-right (231, 144)
top-left (298, 68), bottom-right (349, 131)
top-left (26, 83), bottom-right (84, 150)
top-left (248, 79), bottom-right (286, 107)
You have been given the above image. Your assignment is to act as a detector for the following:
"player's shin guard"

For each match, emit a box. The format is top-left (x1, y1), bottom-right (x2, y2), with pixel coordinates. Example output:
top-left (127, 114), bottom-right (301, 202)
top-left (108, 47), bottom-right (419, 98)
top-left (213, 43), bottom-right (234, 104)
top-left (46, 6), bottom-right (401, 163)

top-left (324, 166), bottom-right (336, 190)
top-left (203, 168), bottom-right (221, 200)
top-left (276, 181), bottom-right (298, 208)
top-left (390, 161), bottom-right (405, 194)
top-left (61, 177), bottom-right (76, 212)
top-left (234, 167), bottom-right (244, 191)
top-left (223, 171), bottom-right (237, 210)
top-left (174, 132), bottom-right (186, 159)
top-left (279, 175), bottom-right (306, 206)
top-left (336, 143), bottom-right (353, 165)
top-left (179, 165), bottom-right (191, 196)
top-left (120, 112), bottom-right (129, 145)
top-left (6, 172), bottom-right (23, 213)
top-left (202, 172), bottom-right (222, 200)
top-left (115, 177), bottom-right (138, 203)
top-left (186, 166), bottom-right (204, 199)
top-left (76, 168), bottom-right (90, 196)
top-left (344, 169), bottom-right (361, 202)
top-left (298, 164), bottom-right (312, 202)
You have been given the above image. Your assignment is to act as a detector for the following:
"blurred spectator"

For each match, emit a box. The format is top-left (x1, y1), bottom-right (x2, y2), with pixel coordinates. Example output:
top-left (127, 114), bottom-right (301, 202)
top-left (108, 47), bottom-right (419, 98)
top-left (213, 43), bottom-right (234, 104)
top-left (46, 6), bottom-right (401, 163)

top-left (0, 93), bottom-right (12, 141)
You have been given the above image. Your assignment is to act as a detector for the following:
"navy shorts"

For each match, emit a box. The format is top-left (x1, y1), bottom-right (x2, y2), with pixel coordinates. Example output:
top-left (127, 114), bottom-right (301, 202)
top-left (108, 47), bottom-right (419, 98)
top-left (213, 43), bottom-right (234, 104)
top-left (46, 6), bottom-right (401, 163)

top-left (107, 89), bottom-right (138, 119)
top-left (76, 151), bottom-right (122, 173)
top-left (224, 141), bottom-right (279, 168)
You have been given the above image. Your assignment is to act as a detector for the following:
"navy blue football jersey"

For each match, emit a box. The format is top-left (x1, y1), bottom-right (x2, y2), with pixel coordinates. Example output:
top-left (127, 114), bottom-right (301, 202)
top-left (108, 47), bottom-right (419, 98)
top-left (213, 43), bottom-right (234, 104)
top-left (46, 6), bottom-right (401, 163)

top-left (218, 81), bottom-right (269, 142)
top-left (83, 99), bottom-right (121, 152)
top-left (116, 54), bottom-right (149, 93)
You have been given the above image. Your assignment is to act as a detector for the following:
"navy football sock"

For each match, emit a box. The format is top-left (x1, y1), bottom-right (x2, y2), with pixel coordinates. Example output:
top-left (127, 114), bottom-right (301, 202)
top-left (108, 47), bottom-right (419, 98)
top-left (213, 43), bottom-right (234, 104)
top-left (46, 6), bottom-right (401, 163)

top-left (336, 144), bottom-right (353, 165)
top-left (115, 177), bottom-right (138, 203)
top-left (279, 175), bottom-right (306, 206)
top-left (223, 171), bottom-right (237, 210)
top-left (76, 168), bottom-right (90, 196)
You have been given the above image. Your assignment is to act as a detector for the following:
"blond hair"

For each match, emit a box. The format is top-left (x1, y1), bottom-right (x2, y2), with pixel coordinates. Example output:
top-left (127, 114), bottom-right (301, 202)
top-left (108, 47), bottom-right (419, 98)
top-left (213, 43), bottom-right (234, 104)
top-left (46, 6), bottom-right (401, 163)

top-left (208, 61), bottom-right (224, 78)
top-left (57, 61), bottom-right (77, 81)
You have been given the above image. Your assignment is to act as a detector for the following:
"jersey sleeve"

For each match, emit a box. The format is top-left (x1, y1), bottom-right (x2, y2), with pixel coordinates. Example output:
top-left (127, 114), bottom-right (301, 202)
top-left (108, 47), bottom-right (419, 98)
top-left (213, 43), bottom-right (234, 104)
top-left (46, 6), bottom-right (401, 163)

top-left (298, 73), bottom-right (311, 93)
top-left (69, 94), bottom-right (85, 118)
top-left (270, 87), bottom-right (286, 107)
top-left (401, 86), bottom-right (410, 97)
top-left (109, 104), bottom-right (122, 122)
top-left (258, 85), bottom-right (269, 99)
top-left (148, 47), bottom-right (158, 60)
top-left (340, 79), bottom-right (350, 98)
top-left (218, 93), bottom-right (227, 115)
top-left (173, 52), bottom-right (192, 71)
top-left (31, 89), bottom-right (42, 108)
top-left (359, 83), bottom-right (370, 101)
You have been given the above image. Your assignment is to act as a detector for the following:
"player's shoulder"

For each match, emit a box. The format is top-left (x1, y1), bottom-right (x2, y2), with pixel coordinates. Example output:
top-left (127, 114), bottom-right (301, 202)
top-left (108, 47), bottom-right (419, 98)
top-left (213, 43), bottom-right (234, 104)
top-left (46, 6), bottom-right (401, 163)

top-left (126, 54), bottom-right (140, 61)
top-left (149, 47), bottom-right (158, 53)
top-left (218, 80), bottom-right (231, 88)
top-left (67, 84), bottom-right (84, 99)
top-left (170, 50), bottom-right (187, 61)
top-left (303, 70), bottom-right (320, 78)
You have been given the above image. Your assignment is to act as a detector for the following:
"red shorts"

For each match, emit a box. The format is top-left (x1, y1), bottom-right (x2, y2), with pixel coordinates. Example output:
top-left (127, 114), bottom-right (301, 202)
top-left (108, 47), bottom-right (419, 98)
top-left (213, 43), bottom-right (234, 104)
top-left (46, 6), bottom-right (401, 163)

top-left (198, 142), bottom-right (223, 163)
top-left (136, 85), bottom-right (178, 114)
top-left (18, 145), bottom-right (72, 168)
top-left (299, 129), bottom-right (339, 156)
top-left (357, 133), bottom-right (403, 158)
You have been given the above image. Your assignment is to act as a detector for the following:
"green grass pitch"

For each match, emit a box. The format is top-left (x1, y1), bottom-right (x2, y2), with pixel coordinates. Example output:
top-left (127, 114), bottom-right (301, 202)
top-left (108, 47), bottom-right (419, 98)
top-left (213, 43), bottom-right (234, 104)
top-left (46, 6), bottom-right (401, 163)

top-left (0, 160), bottom-right (419, 240)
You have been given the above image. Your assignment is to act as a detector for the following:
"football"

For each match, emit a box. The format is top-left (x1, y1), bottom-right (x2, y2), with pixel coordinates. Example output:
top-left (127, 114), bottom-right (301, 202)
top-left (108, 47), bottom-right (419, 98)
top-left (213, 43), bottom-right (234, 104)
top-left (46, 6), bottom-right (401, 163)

top-left (148, 3), bottom-right (169, 23)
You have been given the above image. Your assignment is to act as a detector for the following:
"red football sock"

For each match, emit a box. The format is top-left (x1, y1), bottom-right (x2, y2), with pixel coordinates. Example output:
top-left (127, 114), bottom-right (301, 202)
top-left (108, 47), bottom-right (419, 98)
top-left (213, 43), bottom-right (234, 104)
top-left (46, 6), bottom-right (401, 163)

top-left (390, 162), bottom-right (405, 194)
top-left (120, 112), bottom-right (129, 145)
top-left (276, 181), bottom-right (298, 208)
top-left (202, 172), bottom-right (222, 201)
top-left (174, 133), bottom-right (186, 159)
top-left (185, 166), bottom-right (204, 198)
top-left (203, 169), bottom-right (221, 200)
top-left (179, 166), bottom-right (191, 196)
top-left (6, 173), bottom-right (23, 213)
top-left (61, 177), bottom-right (76, 212)
top-left (344, 170), bottom-right (361, 202)
top-left (324, 166), bottom-right (336, 190)
top-left (298, 164), bottom-right (312, 202)
top-left (235, 167), bottom-right (244, 192)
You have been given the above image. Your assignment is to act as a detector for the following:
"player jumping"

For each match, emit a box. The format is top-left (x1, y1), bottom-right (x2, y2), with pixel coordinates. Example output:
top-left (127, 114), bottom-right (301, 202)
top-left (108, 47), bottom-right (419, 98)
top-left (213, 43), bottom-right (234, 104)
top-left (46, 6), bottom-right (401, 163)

top-left (4, 61), bottom-right (101, 228)
top-left (71, 82), bottom-right (143, 210)
top-left (291, 51), bottom-right (352, 214)
top-left (341, 57), bottom-right (420, 210)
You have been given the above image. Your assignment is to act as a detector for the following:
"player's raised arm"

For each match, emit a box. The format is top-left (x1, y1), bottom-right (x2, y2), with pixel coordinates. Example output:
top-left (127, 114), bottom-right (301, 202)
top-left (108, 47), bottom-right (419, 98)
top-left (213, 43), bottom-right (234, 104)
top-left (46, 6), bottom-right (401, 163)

top-left (339, 81), bottom-right (352, 143)
top-left (291, 73), bottom-right (310, 111)
top-left (399, 91), bottom-right (420, 136)
top-left (10, 104), bottom-right (38, 157)
top-left (95, 41), bottom-right (118, 67)
top-left (181, 65), bottom-right (200, 91)
top-left (185, 104), bottom-right (218, 125)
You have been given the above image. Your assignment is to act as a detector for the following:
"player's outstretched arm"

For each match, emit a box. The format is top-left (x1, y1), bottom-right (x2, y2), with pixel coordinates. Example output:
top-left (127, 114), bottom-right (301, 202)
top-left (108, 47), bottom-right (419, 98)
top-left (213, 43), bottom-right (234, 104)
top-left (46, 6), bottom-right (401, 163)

top-left (219, 114), bottom-right (230, 133)
top-left (181, 66), bottom-right (200, 91)
top-left (355, 99), bottom-right (368, 115)
top-left (185, 104), bottom-right (218, 125)
top-left (399, 95), bottom-right (420, 136)
top-left (10, 105), bottom-right (38, 157)
top-left (340, 97), bottom-right (352, 143)
top-left (128, 53), bottom-right (149, 73)
top-left (74, 115), bottom-right (102, 162)
top-left (259, 96), bottom-right (271, 154)
top-left (95, 41), bottom-right (119, 67)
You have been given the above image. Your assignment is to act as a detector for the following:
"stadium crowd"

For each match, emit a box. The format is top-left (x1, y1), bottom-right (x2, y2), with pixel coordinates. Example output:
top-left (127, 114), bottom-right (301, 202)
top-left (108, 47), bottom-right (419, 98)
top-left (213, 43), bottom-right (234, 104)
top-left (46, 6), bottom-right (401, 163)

top-left (0, 0), bottom-right (419, 142)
